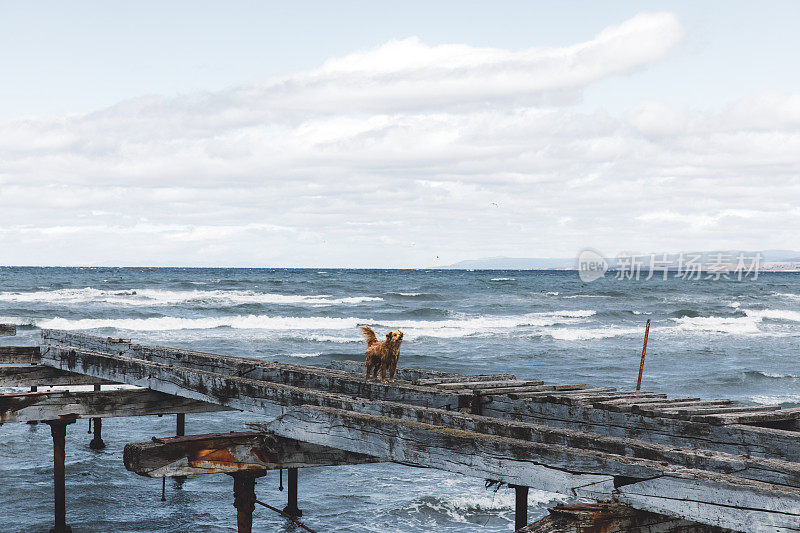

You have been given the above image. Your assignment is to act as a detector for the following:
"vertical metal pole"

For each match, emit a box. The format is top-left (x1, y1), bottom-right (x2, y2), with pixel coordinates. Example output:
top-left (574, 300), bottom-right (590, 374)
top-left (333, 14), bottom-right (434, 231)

top-left (46, 419), bottom-right (75, 533)
top-left (229, 472), bottom-right (264, 533)
top-left (176, 413), bottom-right (185, 436)
top-left (512, 484), bottom-right (528, 531)
top-left (283, 467), bottom-right (302, 517)
top-left (636, 319), bottom-right (651, 391)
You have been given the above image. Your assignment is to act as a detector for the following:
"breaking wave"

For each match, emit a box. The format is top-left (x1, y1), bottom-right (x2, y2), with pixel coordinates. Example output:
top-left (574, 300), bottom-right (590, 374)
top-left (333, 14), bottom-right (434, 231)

top-left (0, 288), bottom-right (382, 307)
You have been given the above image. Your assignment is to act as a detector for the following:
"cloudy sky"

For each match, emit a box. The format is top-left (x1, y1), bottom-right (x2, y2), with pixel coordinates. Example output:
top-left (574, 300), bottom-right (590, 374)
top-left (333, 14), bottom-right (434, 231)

top-left (2, 1), bottom-right (800, 267)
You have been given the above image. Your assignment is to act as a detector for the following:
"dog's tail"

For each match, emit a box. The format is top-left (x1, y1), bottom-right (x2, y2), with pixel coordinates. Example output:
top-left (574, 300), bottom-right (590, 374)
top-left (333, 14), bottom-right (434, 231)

top-left (358, 325), bottom-right (378, 346)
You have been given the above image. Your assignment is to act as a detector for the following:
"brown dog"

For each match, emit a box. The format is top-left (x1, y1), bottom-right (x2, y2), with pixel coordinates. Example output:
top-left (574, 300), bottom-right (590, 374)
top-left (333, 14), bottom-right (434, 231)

top-left (387, 330), bottom-right (403, 382)
top-left (359, 326), bottom-right (403, 382)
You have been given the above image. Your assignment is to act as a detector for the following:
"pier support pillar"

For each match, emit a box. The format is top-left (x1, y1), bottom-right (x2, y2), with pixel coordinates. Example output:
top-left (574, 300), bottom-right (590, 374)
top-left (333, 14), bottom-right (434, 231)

top-left (89, 418), bottom-right (105, 450)
top-left (511, 484), bottom-right (528, 531)
top-left (89, 384), bottom-right (105, 449)
top-left (229, 471), bottom-right (265, 533)
top-left (46, 418), bottom-right (75, 533)
top-left (283, 467), bottom-right (303, 518)
top-left (176, 413), bottom-right (185, 436)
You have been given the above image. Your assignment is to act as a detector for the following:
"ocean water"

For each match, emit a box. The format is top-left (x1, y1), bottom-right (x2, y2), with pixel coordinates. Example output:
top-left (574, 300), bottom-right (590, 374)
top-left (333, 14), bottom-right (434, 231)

top-left (1, 267), bottom-right (799, 532)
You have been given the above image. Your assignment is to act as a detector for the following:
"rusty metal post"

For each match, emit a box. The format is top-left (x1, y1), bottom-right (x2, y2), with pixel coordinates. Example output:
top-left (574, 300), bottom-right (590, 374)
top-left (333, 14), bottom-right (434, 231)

top-left (636, 319), bottom-right (651, 391)
top-left (283, 467), bottom-right (302, 518)
top-left (46, 419), bottom-right (75, 533)
top-left (511, 484), bottom-right (528, 531)
top-left (229, 471), bottom-right (265, 533)
top-left (176, 413), bottom-right (185, 436)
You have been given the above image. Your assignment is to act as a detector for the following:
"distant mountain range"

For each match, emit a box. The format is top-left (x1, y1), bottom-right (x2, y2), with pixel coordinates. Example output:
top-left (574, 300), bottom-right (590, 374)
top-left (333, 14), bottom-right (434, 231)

top-left (437, 250), bottom-right (800, 270)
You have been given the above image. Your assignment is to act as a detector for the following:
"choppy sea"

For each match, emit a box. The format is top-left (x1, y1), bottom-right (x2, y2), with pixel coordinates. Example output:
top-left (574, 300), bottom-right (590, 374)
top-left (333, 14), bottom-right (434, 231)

top-left (1, 267), bottom-right (799, 532)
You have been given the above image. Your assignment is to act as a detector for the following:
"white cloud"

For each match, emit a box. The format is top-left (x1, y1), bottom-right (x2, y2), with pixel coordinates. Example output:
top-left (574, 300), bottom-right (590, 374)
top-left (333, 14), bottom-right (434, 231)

top-left (2, 12), bottom-right (798, 266)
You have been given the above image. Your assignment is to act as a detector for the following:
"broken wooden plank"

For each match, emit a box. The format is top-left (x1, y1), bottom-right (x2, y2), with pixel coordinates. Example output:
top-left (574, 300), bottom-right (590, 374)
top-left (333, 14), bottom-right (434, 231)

top-left (0, 324), bottom-right (16, 336)
top-left (123, 432), bottom-right (376, 477)
top-left (0, 365), bottom-right (115, 387)
top-left (0, 346), bottom-right (40, 364)
top-left (0, 389), bottom-right (230, 422)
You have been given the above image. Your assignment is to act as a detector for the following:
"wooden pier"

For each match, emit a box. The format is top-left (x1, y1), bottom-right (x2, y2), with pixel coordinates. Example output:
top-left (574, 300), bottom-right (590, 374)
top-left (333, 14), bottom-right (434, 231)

top-left (2, 326), bottom-right (800, 531)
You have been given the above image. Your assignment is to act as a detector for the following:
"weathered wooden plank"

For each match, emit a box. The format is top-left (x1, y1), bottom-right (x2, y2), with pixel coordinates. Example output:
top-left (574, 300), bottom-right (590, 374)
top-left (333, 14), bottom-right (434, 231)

top-left (593, 398), bottom-right (706, 412)
top-left (123, 432), bottom-right (376, 477)
top-left (484, 396), bottom-right (800, 462)
top-left (0, 346), bottom-right (40, 364)
top-left (506, 385), bottom-right (588, 399)
top-left (260, 405), bottom-right (800, 531)
top-left (510, 387), bottom-right (618, 399)
top-left (611, 474), bottom-right (800, 532)
top-left (0, 365), bottom-right (115, 387)
top-left (654, 406), bottom-right (781, 416)
top-left (435, 379), bottom-right (544, 390)
top-left (0, 389), bottom-right (230, 422)
top-left (0, 324), bottom-right (16, 336)
top-left (475, 384), bottom-right (585, 396)
top-left (692, 408), bottom-right (800, 426)
top-left (554, 392), bottom-right (667, 406)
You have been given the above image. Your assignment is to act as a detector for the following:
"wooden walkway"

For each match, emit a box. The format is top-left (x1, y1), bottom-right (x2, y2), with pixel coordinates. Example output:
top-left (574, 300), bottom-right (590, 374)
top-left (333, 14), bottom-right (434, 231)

top-left (2, 326), bottom-right (800, 532)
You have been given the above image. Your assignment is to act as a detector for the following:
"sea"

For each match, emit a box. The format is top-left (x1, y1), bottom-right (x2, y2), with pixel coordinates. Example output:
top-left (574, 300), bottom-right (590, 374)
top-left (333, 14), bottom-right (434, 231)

top-left (1, 266), bottom-right (799, 532)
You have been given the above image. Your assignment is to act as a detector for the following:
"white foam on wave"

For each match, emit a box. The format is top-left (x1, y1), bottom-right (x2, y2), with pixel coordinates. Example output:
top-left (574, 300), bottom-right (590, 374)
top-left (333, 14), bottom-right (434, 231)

top-left (28, 309), bottom-right (597, 341)
top-left (670, 315), bottom-right (762, 335)
top-left (38, 315), bottom-right (363, 332)
top-left (0, 287), bottom-right (382, 307)
top-left (744, 308), bottom-right (800, 322)
top-left (287, 352), bottom-right (322, 358)
top-left (750, 394), bottom-right (800, 405)
top-left (490, 277), bottom-right (515, 281)
top-left (775, 292), bottom-right (800, 302)
top-left (546, 325), bottom-right (643, 341)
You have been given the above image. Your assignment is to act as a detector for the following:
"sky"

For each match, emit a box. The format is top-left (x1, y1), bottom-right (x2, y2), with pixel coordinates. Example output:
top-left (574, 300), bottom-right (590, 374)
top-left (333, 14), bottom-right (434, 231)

top-left (2, 1), bottom-right (800, 267)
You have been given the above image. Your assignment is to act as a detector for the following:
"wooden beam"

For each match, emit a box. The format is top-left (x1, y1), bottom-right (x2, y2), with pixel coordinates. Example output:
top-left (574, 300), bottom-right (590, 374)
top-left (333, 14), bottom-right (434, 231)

top-left (0, 389), bottom-right (231, 422)
top-left (0, 346), bottom-right (40, 364)
top-left (0, 365), bottom-right (115, 387)
top-left (123, 432), bottom-right (377, 477)
top-left (328, 359), bottom-right (515, 383)
top-left (261, 406), bottom-right (800, 532)
top-left (40, 332), bottom-right (465, 408)
top-left (40, 346), bottom-right (465, 412)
